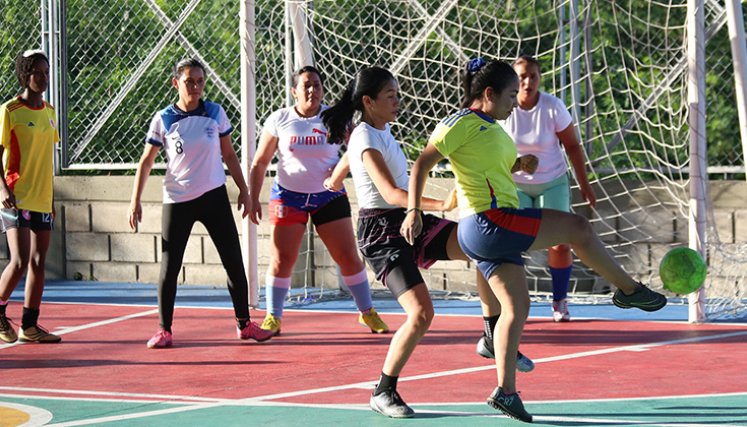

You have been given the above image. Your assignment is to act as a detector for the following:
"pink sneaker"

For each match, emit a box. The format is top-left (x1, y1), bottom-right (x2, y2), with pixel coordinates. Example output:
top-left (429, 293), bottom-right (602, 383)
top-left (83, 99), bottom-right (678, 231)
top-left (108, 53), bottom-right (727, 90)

top-left (238, 321), bottom-right (273, 342)
top-left (146, 329), bottom-right (173, 348)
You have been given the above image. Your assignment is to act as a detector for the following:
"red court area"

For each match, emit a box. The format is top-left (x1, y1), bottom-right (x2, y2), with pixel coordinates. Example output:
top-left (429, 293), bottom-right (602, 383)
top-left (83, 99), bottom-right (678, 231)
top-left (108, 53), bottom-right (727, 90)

top-left (2, 302), bottom-right (746, 405)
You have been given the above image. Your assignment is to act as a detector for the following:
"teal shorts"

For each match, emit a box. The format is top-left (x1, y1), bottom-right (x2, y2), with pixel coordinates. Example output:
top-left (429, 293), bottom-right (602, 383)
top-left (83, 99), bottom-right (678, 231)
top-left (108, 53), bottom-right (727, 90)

top-left (516, 174), bottom-right (571, 212)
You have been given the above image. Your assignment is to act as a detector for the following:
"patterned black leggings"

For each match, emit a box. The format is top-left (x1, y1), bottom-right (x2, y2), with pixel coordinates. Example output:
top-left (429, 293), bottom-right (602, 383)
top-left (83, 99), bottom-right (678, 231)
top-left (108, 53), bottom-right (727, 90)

top-left (158, 185), bottom-right (249, 330)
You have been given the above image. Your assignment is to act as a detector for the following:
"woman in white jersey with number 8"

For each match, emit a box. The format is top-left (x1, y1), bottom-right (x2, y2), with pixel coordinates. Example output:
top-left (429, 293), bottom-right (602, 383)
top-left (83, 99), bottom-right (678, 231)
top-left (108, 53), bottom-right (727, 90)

top-left (248, 66), bottom-right (388, 336)
top-left (129, 58), bottom-right (273, 348)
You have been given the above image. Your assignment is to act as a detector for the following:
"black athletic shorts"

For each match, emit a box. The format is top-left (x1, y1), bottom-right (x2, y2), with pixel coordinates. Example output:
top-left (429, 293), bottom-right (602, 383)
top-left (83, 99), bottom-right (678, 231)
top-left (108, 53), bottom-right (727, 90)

top-left (357, 208), bottom-right (455, 298)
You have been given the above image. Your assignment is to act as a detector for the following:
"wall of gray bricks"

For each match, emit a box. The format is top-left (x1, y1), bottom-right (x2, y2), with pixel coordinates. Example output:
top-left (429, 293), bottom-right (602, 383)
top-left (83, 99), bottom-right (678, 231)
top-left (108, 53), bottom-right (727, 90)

top-left (0, 177), bottom-right (744, 295)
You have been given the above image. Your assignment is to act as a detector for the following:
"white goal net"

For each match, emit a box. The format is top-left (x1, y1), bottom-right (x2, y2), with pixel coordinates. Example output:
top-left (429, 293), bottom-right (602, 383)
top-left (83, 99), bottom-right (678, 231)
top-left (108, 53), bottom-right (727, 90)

top-left (267, 0), bottom-right (746, 320)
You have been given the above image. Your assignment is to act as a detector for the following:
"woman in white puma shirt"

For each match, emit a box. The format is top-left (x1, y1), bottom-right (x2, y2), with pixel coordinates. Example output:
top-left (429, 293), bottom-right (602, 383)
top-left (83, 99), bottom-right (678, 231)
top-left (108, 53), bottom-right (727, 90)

top-left (248, 66), bottom-right (388, 336)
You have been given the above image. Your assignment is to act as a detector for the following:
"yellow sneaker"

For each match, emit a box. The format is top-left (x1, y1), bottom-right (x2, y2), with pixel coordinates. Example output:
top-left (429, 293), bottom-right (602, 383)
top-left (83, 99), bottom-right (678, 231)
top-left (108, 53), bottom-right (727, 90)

top-left (19, 325), bottom-right (61, 343)
top-left (0, 314), bottom-right (18, 343)
top-left (359, 308), bottom-right (389, 334)
top-left (260, 313), bottom-right (282, 336)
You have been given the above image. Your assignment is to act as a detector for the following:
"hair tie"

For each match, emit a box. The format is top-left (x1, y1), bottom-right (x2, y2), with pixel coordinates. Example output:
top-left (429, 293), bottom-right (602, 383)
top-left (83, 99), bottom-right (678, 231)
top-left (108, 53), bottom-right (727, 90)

top-left (467, 57), bottom-right (486, 74)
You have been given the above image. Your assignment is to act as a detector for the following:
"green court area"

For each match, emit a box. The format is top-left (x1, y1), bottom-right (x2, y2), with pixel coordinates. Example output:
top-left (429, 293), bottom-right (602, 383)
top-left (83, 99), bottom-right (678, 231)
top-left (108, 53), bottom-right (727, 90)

top-left (3, 393), bottom-right (746, 426)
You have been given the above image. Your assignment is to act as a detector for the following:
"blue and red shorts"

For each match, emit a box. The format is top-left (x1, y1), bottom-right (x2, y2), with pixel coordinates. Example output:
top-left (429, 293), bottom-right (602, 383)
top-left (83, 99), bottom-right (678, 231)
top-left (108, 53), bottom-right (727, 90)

top-left (268, 182), bottom-right (351, 226)
top-left (457, 207), bottom-right (542, 279)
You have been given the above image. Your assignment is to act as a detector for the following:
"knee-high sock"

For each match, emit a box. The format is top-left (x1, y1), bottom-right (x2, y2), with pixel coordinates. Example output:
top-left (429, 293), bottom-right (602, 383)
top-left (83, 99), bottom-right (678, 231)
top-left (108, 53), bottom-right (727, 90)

top-left (265, 273), bottom-right (291, 318)
top-left (550, 266), bottom-right (572, 301)
top-left (343, 269), bottom-right (373, 313)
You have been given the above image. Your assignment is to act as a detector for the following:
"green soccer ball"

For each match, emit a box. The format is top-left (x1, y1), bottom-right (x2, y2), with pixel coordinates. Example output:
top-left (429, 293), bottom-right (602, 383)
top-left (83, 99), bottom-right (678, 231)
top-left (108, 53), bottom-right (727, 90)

top-left (659, 247), bottom-right (707, 294)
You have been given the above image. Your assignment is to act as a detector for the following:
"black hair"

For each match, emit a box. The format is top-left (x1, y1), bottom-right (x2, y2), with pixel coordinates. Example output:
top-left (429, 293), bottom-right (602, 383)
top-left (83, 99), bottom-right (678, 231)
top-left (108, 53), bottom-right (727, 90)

top-left (460, 58), bottom-right (517, 108)
top-left (321, 66), bottom-right (395, 144)
top-left (292, 65), bottom-right (324, 87)
top-left (512, 54), bottom-right (541, 73)
top-left (173, 58), bottom-right (205, 79)
top-left (15, 50), bottom-right (49, 88)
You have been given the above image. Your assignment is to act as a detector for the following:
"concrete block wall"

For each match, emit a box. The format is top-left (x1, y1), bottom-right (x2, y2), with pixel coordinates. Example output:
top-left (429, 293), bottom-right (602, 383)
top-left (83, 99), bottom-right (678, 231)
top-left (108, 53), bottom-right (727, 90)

top-left (0, 177), bottom-right (744, 296)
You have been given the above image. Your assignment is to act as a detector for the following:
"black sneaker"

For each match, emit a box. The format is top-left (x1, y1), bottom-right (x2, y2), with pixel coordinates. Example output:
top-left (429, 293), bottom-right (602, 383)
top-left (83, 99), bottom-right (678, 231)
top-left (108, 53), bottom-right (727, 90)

top-left (370, 388), bottom-right (414, 418)
top-left (487, 387), bottom-right (532, 423)
top-left (476, 335), bottom-right (535, 372)
top-left (612, 283), bottom-right (667, 312)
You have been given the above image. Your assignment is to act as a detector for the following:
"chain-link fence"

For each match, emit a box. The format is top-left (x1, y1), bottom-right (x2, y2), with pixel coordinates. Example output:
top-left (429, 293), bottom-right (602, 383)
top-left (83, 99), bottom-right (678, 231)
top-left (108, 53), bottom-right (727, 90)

top-left (62, 0), bottom-right (287, 168)
top-left (0, 1), bottom-right (42, 102)
top-left (26, 0), bottom-right (735, 175)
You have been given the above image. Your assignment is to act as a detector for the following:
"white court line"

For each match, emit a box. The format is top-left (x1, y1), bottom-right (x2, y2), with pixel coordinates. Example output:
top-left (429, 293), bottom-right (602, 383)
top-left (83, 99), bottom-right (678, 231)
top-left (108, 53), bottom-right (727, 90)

top-left (0, 386), bottom-right (223, 403)
top-left (41, 400), bottom-right (747, 427)
top-left (236, 329), bottom-right (747, 402)
top-left (35, 330), bottom-right (747, 426)
top-left (0, 308), bottom-right (158, 350)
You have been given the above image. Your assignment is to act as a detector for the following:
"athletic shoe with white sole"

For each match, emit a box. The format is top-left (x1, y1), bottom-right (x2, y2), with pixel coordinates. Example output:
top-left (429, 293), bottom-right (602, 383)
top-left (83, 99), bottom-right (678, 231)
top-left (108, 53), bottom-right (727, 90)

top-left (487, 387), bottom-right (532, 423)
top-left (146, 329), bottom-right (172, 349)
top-left (552, 298), bottom-right (571, 322)
top-left (370, 389), bottom-right (414, 418)
top-left (476, 334), bottom-right (535, 372)
top-left (19, 325), bottom-right (61, 343)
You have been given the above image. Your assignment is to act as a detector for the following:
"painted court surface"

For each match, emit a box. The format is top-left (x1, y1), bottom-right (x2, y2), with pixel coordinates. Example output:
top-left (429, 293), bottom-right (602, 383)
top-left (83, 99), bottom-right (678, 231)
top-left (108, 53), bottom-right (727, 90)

top-left (1, 281), bottom-right (746, 426)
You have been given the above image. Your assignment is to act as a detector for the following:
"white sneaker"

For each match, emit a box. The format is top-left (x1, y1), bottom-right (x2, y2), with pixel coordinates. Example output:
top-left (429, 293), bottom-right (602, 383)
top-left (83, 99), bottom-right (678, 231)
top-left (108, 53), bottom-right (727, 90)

top-left (370, 389), bottom-right (414, 418)
top-left (552, 298), bottom-right (571, 322)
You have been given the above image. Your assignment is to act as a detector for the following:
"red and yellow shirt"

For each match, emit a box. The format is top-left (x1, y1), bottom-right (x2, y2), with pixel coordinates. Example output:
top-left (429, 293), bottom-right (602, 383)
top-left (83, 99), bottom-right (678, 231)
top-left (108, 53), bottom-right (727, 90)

top-left (0, 97), bottom-right (59, 212)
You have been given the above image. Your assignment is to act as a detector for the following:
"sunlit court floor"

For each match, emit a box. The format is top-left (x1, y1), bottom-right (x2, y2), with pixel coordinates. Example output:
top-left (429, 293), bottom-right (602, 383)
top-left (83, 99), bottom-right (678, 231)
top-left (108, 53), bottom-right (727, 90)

top-left (1, 281), bottom-right (746, 427)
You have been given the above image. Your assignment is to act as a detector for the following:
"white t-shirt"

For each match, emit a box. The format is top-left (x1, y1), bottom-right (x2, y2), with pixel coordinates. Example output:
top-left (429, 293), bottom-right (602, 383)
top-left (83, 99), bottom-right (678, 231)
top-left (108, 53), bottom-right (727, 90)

top-left (500, 92), bottom-right (573, 185)
top-left (347, 122), bottom-right (409, 209)
top-left (146, 100), bottom-right (230, 204)
top-left (262, 106), bottom-right (342, 193)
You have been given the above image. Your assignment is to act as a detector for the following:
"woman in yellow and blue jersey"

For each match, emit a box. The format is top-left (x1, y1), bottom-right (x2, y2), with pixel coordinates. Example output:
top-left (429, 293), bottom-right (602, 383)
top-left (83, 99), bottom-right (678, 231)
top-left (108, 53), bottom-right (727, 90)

top-left (0, 50), bottom-right (61, 344)
top-left (403, 58), bottom-right (668, 422)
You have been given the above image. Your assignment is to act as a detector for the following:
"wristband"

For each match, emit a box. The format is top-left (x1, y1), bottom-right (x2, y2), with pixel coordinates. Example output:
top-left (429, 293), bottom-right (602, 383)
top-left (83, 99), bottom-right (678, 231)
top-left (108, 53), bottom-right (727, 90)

top-left (405, 207), bottom-right (422, 214)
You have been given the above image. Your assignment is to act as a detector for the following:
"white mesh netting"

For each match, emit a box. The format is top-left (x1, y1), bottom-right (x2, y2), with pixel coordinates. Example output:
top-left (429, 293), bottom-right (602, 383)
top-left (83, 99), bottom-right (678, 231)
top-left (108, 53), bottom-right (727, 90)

top-left (280, 0), bottom-right (746, 320)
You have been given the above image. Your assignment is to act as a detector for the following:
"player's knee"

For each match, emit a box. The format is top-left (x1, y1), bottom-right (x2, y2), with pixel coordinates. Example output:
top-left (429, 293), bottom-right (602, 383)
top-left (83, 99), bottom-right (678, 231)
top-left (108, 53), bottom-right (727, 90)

top-left (568, 214), bottom-right (593, 244)
top-left (270, 251), bottom-right (299, 272)
top-left (551, 244), bottom-right (571, 254)
top-left (7, 253), bottom-right (29, 274)
top-left (409, 307), bottom-right (434, 333)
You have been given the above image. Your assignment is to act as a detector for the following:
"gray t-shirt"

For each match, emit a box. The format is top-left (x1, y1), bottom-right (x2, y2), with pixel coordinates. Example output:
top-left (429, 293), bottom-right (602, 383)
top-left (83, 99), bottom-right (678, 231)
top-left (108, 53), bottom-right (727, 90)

top-left (347, 122), bottom-right (409, 209)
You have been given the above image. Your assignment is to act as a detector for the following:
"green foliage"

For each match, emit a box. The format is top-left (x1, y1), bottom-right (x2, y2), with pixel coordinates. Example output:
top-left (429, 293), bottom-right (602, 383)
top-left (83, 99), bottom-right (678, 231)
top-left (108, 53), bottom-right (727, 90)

top-left (5, 1), bottom-right (743, 176)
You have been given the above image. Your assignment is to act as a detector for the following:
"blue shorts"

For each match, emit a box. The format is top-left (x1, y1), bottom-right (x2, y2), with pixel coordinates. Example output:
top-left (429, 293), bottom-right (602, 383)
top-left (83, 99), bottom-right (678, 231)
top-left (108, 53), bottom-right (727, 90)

top-left (457, 208), bottom-right (542, 280)
top-left (268, 182), bottom-right (350, 226)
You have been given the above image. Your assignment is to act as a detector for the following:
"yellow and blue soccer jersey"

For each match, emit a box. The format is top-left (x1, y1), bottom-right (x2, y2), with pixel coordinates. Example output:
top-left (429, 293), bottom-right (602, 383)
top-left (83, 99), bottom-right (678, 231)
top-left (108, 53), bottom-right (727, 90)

top-left (429, 108), bottom-right (519, 217)
top-left (146, 100), bottom-right (231, 204)
top-left (0, 97), bottom-right (59, 213)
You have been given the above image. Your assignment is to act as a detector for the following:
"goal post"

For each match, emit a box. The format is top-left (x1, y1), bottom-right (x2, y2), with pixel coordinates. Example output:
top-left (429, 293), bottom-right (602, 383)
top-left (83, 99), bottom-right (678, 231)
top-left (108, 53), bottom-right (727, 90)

top-left (266, 0), bottom-right (747, 320)
top-left (240, 0), bottom-right (259, 307)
